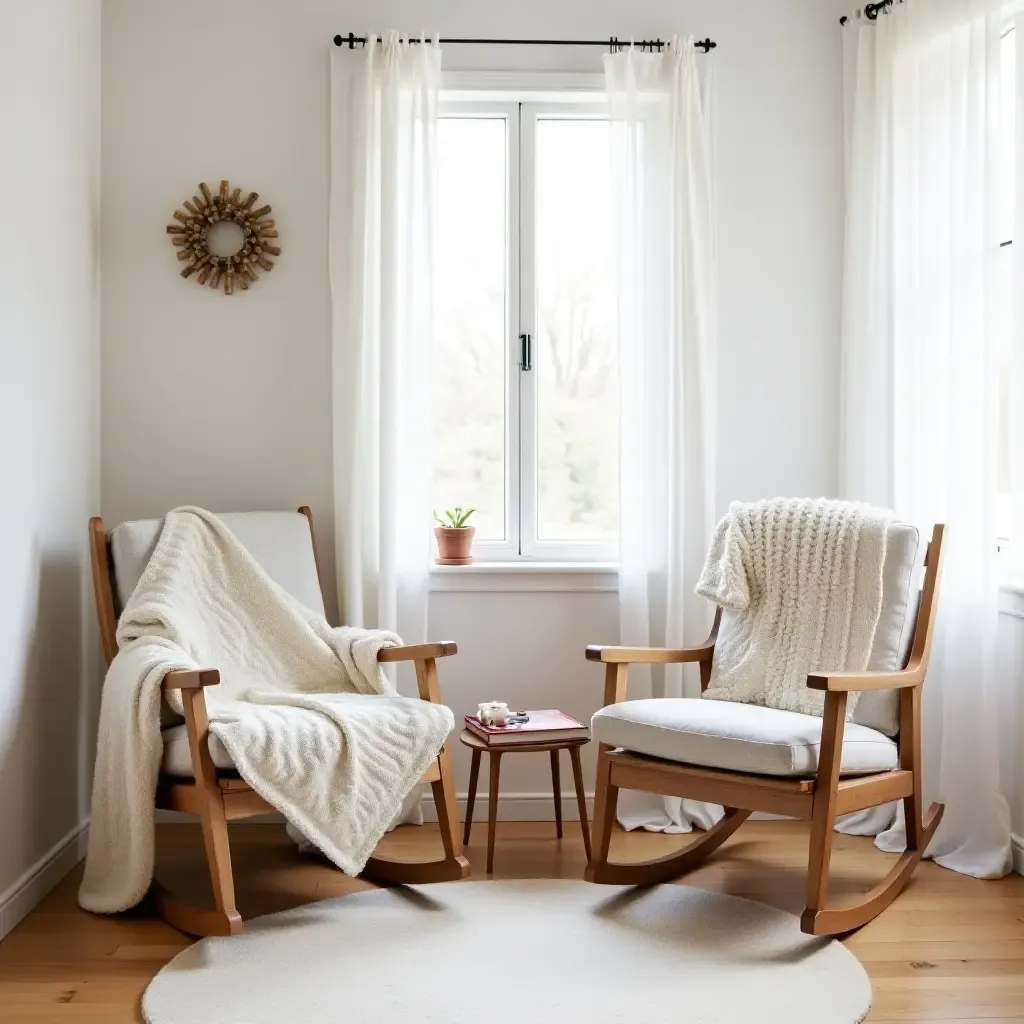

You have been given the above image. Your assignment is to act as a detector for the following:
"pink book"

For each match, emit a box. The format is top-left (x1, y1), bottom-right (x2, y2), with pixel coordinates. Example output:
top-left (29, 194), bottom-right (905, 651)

top-left (464, 709), bottom-right (589, 746)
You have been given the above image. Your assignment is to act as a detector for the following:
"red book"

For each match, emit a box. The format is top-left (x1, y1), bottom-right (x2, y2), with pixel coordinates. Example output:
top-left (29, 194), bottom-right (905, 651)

top-left (464, 709), bottom-right (589, 746)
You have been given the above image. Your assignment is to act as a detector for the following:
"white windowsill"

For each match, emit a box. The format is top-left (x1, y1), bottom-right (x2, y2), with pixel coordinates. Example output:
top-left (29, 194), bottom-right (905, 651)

top-left (430, 563), bottom-right (1024, 606)
top-left (999, 575), bottom-right (1024, 619)
top-left (431, 561), bottom-right (617, 572)
top-left (993, 545), bottom-right (1024, 610)
top-left (429, 561), bottom-right (619, 593)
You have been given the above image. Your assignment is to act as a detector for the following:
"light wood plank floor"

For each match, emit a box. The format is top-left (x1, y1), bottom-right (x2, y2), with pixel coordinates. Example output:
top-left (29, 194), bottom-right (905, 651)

top-left (1, 819), bottom-right (1022, 1022)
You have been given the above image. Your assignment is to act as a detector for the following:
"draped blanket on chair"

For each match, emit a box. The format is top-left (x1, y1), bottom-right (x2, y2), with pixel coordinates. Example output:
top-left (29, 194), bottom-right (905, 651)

top-left (79, 507), bottom-right (453, 914)
top-left (697, 497), bottom-right (893, 719)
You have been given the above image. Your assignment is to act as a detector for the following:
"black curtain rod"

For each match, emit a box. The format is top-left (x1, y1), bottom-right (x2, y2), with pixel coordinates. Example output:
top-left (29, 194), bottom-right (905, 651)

top-left (332, 32), bottom-right (717, 53)
top-left (840, 1), bottom-right (899, 26)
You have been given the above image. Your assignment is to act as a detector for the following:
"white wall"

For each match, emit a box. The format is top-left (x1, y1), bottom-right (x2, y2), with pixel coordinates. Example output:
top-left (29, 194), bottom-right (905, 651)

top-left (0, 2), bottom-right (102, 935)
top-left (429, 582), bottom-right (618, 817)
top-left (101, 0), bottom-right (843, 806)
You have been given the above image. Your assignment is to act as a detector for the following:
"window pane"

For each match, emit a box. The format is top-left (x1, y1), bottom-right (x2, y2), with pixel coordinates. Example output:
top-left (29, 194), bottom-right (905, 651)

top-left (434, 117), bottom-right (508, 541)
top-left (999, 28), bottom-right (1016, 245)
top-left (534, 118), bottom-right (618, 543)
top-left (997, 29), bottom-right (1015, 540)
top-left (997, 240), bottom-right (1014, 541)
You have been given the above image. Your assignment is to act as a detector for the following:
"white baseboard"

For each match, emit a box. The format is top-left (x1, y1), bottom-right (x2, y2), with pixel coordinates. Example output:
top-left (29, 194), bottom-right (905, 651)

top-left (156, 809), bottom-right (284, 824)
top-left (158, 792), bottom-right (595, 827)
top-left (1013, 833), bottom-right (1024, 876)
top-left (0, 822), bottom-right (90, 943)
top-left (423, 791), bottom-right (594, 823)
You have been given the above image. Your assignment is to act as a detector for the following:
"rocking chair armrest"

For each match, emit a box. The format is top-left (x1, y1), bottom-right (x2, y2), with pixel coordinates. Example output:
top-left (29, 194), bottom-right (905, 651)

top-left (806, 668), bottom-right (922, 692)
top-left (377, 641), bottom-right (458, 663)
top-left (161, 669), bottom-right (221, 691)
top-left (585, 643), bottom-right (715, 665)
top-left (377, 642), bottom-right (456, 706)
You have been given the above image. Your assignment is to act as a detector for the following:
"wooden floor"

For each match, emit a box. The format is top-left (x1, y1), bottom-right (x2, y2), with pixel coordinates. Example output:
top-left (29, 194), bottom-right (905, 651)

top-left (0, 819), bottom-right (1022, 1022)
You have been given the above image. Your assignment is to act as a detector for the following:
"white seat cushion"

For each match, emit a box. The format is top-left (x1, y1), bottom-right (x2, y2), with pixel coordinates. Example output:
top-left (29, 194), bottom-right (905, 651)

top-left (592, 698), bottom-right (898, 777)
top-left (161, 724), bottom-right (235, 776)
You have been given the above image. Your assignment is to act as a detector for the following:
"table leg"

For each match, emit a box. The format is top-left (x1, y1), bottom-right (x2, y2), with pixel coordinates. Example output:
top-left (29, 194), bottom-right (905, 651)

top-left (464, 748), bottom-right (481, 846)
top-left (487, 752), bottom-right (502, 875)
top-left (550, 749), bottom-right (563, 839)
top-left (570, 745), bottom-right (592, 861)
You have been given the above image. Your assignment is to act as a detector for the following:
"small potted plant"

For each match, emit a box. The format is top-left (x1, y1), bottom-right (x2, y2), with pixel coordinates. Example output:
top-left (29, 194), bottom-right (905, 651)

top-left (433, 507), bottom-right (476, 565)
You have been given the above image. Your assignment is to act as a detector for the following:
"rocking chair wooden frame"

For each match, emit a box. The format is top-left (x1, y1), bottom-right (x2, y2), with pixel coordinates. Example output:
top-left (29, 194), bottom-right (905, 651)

top-left (88, 506), bottom-right (470, 938)
top-left (585, 524), bottom-right (946, 936)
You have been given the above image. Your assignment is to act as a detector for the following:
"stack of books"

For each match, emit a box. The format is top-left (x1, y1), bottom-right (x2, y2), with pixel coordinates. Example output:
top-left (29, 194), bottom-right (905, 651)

top-left (463, 709), bottom-right (589, 747)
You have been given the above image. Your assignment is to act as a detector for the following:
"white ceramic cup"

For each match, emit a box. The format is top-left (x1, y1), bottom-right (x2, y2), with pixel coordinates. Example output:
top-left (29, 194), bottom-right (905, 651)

top-left (477, 701), bottom-right (509, 726)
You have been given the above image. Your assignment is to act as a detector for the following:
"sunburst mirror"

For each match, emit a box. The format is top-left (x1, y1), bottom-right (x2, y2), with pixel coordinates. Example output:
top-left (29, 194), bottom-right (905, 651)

top-left (166, 180), bottom-right (280, 294)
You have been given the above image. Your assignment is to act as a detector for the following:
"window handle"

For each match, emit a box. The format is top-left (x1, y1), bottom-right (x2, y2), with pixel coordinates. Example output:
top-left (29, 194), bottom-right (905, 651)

top-left (519, 333), bottom-right (533, 372)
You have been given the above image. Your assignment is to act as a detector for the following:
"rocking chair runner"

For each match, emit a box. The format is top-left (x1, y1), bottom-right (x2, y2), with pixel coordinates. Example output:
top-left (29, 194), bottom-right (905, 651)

top-left (88, 506), bottom-right (470, 938)
top-left (585, 523), bottom-right (945, 936)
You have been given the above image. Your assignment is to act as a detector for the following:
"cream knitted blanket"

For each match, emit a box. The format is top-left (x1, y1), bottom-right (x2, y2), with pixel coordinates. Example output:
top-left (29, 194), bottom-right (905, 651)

top-left (696, 498), bottom-right (892, 718)
top-left (79, 507), bottom-right (453, 914)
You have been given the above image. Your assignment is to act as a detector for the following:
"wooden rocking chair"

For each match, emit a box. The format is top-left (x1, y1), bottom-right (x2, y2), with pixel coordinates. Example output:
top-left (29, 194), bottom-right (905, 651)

top-left (88, 506), bottom-right (469, 938)
top-left (585, 522), bottom-right (945, 936)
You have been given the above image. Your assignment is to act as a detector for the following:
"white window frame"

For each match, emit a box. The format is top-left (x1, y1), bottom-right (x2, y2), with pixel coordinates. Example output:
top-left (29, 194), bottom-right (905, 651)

top-left (438, 89), bottom-right (615, 563)
top-left (996, 23), bottom-right (1017, 552)
top-left (438, 99), bottom-right (521, 561)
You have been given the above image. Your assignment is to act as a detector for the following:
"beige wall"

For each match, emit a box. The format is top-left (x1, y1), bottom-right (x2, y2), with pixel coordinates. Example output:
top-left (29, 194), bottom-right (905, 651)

top-left (0, 1), bottom-right (102, 936)
top-left (98, 0), bottom-right (846, 560)
top-left (100, 0), bottom-right (844, 807)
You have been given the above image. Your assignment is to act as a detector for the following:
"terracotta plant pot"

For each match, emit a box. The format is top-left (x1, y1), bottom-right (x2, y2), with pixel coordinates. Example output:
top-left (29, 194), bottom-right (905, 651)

top-left (434, 526), bottom-right (475, 565)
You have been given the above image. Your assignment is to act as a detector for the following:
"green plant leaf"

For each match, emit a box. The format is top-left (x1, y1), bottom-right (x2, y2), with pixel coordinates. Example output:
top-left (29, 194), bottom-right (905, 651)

top-left (433, 507), bottom-right (476, 528)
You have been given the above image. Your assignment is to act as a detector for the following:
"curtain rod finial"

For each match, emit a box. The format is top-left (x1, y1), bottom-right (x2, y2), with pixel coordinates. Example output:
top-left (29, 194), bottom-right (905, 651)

top-left (864, 0), bottom-right (894, 21)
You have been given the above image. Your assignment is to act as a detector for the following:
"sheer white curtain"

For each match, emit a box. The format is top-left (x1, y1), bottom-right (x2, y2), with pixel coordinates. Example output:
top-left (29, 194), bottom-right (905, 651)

top-left (605, 39), bottom-right (720, 833)
top-left (329, 33), bottom-right (440, 659)
top-left (839, 0), bottom-right (1011, 877)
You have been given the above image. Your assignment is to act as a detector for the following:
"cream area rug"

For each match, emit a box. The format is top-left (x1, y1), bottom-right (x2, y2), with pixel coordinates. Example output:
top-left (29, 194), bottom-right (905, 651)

top-left (142, 880), bottom-right (871, 1024)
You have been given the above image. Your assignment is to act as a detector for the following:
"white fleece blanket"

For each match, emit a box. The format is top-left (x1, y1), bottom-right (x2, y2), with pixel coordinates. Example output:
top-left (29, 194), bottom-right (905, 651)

top-left (79, 507), bottom-right (453, 915)
top-left (696, 497), bottom-right (892, 719)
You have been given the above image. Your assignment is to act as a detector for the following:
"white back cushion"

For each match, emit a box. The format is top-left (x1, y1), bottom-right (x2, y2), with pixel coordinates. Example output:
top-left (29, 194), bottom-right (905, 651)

top-left (852, 523), bottom-right (924, 735)
top-left (865, 523), bottom-right (923, 674)
top-left (109, 511), bottom-right (326, 618)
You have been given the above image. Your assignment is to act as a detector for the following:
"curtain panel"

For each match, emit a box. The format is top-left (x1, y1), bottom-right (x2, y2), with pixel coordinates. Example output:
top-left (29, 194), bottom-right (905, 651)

top-left (605, 39), bottom-right (721, 833)
top-left (839, 0), bottom-right (1011, 877)
top-left (329, 33), bottom-right (440, 663)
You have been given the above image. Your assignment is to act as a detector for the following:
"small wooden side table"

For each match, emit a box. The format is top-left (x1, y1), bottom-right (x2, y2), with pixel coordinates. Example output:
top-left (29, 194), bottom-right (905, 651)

top-left (459, 728), bottom-right (591, 874)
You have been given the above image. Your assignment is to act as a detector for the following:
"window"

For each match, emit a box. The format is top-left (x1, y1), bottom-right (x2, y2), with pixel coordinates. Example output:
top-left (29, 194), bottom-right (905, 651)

top-left (997, 27), bottom-right (1016, 545)
top-left (433, 99), bottom-right (617, 561)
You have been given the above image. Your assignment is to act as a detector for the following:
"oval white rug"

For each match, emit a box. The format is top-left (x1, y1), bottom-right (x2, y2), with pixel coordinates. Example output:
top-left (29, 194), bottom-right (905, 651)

top-left (142, 880), bottom-right (871, 1024)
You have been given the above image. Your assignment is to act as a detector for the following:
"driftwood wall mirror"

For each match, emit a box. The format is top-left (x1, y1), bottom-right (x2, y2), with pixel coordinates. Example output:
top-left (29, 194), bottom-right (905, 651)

top-left (166, 180), bottom-right (280, 294)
